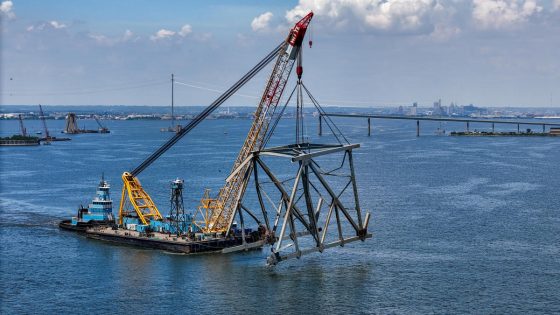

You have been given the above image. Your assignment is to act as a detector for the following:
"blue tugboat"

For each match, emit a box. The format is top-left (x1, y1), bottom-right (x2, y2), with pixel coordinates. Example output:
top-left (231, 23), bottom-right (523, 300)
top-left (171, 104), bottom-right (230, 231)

top-left (59, 175), bottom-right (115, 232)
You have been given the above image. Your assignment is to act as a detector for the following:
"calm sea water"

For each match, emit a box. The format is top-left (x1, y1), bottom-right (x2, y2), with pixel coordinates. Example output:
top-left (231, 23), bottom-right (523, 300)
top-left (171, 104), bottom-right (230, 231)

top-left (1, 116), bottom-right (559, 314)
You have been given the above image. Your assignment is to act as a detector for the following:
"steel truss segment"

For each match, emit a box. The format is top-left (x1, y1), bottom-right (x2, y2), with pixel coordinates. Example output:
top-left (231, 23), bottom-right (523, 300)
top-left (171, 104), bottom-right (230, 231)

top-left (260, 142), bottom-right (344, 154)
top-left (257, 143), bottom-right (360, 162)
top-left (302, 165), bottom-right (321, 246)
top-left (252, 160), bottom-right (270, 230)
top-left (258, 151), bottom-right (295, 159)
top-left (308, 162), bottom-right (360, 232)
top-left (254, 143), bottom-right (371, 265)
top-left (255, 157), bottom-right (312, 231)
top-left (274, 163), bottom-right (304, 252)
top-left (292, 144), bottom-right (360, 162)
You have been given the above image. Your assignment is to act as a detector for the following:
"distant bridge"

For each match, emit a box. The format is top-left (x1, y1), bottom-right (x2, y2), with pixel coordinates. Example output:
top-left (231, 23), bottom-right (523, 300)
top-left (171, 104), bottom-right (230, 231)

top-left (318, 113), bottom-right (560, 136)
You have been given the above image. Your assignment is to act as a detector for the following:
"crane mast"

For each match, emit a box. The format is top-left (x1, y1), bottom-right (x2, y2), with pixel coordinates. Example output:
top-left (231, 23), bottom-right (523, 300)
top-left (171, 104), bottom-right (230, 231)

top-left (18, 115), bottom-right (27, 137)
top-left (202, 13), bottom-right (314, 233)
top-left (38, 105), bottom-right (51, 143)
top-left (94, 115), bottom-right (109, 133)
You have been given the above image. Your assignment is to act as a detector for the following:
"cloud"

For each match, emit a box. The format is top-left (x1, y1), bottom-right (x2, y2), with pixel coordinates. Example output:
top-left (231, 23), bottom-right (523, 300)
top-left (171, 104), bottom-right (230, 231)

top-left (194, 32), bottom-right (212, 41)
top-left (430, 23), bottom-right (461, 40)
top-left (285, 0), bottom-right (444, 33)
top-left (122, 29), bottom-right (134, 41)
top-left (88, 30), bottom-right (138, 45)
top-left (178, 24), bottom-right (192, 37)
top-left (1, 0), bottom-right (15, 19)
top-left (150, 28), bottom-right (175, 40)
top-left (554, 0), bottom-right (560, 10)
top-left (472, 0), bottom-right (543, 29)
top-left (49, 20), bottom-right (67, 29)
top-left (26, 20), bottom-right (68, 32)
top-left (251, 12), bottom-right (274, 32)
top-left (150, 24), bottom-right (193, 40)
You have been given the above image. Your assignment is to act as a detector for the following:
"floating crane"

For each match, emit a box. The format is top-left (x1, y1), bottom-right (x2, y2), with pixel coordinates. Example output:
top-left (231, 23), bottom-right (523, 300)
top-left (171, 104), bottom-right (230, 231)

top-left (18, 114), bottom-right (27, 137)
top-left (117, 14), bottom-right (314, 227)
top-left (93, 115), bottom-right (110, 133)
top-left (115, 12), bottom-right (371, 264)
top-left (38, 105), bottom-right (51, 145)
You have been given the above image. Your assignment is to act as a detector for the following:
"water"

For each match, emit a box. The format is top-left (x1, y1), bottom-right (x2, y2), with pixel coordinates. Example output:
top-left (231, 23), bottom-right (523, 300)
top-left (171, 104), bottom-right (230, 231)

top-left (1, 117), bottom-right (559, 314)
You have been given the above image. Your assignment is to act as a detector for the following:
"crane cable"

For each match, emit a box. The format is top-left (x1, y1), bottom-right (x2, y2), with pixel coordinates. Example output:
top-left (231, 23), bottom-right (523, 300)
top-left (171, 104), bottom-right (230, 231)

top-left (173, 81), bottom-right (259, 100)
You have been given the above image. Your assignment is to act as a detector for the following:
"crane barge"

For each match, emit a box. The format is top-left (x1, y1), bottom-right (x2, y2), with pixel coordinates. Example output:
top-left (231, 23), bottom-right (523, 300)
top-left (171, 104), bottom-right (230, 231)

top-left (60, 12), bottom-right (371, 264)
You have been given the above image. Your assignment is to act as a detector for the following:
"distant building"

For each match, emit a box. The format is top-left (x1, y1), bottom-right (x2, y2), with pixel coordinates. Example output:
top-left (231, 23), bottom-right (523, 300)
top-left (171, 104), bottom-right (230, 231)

top-left (432, 99), bottom-right (445, 116)
top-left (448, 102), bottom-right (456, 116)
top-left (409, 102), bottom-right (418, 116)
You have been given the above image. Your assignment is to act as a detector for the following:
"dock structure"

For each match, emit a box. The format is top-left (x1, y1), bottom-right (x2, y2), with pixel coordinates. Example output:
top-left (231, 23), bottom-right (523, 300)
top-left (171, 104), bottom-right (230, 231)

top-left (318, 113), bottom-right (560, 137)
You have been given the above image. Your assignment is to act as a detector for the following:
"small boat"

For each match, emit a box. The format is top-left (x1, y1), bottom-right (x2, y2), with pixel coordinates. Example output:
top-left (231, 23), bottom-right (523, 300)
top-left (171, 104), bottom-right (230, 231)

top-left (435, 122), bottom-right (446, 136)
top-left (59, 175), bottom-right (115, 232)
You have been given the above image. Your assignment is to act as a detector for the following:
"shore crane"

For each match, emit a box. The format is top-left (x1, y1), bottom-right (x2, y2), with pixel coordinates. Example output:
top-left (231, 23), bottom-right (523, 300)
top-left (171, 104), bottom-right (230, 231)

top-left (117, 12), bottom-right (371, 264)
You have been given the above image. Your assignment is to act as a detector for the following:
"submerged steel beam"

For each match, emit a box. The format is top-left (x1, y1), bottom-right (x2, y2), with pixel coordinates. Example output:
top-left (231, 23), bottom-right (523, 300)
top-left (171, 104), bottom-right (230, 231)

top-left (268, 234), bottom-right (373, 265)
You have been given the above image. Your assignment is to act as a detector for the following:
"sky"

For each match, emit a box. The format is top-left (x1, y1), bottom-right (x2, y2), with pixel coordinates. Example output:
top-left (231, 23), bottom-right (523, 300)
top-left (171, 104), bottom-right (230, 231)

top-left (1, 0), bottom-right (559, 107)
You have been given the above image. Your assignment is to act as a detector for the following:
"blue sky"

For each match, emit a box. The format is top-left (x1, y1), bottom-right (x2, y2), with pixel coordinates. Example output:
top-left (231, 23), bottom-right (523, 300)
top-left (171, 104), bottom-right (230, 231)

top-left (1, 0), bottom-right (559, 107)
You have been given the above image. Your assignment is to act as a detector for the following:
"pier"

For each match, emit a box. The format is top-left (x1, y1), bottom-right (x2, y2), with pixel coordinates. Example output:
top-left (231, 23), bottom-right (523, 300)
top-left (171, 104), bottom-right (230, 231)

top-left (318, 113), bottom-right (560, 136)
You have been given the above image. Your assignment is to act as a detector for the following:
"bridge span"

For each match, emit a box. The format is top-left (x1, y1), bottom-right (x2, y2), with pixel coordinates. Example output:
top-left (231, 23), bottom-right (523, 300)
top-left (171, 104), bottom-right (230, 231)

top-left (318, 113), bottom-right (560, 137)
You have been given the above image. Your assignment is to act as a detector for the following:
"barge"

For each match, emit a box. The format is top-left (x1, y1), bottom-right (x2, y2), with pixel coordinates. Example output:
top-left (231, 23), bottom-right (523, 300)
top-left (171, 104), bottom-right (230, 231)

top-left (60, 177), bottom-right (265, 254)
top-left (0, 135), bottom-right (40, 146)
top-left (86, 226), bottom-right (263, 254)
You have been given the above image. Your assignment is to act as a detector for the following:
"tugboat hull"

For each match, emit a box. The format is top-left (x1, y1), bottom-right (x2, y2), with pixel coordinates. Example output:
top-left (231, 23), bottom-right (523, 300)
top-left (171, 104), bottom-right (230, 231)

top-left (58, 219), bottom-right (112, 232)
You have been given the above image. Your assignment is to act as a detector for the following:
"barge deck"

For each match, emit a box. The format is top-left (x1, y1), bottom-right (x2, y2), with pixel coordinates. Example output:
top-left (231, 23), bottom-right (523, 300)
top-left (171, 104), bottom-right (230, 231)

top-left (86, 226), bottom-right (263, 254)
